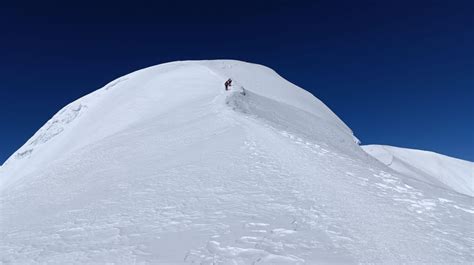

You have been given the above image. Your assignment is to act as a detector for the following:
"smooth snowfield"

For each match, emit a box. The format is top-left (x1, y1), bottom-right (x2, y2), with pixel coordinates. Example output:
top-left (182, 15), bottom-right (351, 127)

top-left (1, 60), bottom-right (473, 264)
top-left (363, 145), bottom-right (474, 197)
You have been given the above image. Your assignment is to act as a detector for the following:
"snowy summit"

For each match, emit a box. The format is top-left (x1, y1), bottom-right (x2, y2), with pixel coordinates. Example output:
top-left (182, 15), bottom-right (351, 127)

top-left (1, 60), bottom-right (473, 264)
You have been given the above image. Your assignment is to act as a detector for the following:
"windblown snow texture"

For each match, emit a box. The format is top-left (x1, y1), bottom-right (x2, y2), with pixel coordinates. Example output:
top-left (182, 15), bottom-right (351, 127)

top-left (362, 145), bottom-right (474, 197)
top-left (1, 60), bottom-right (472, 264)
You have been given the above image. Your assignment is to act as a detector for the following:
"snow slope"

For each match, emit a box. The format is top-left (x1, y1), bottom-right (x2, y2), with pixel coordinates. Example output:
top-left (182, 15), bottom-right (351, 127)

top-left (1, 60), bottom-right (473, 264)
top-left (362, 145), bottom-right (474, 197)
top-left (0, 61), bottom-right (356, 190)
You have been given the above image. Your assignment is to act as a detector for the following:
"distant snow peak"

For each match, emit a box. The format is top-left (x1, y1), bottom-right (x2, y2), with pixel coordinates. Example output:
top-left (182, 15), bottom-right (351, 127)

top-left (363, 145), bottom-right (474, 197)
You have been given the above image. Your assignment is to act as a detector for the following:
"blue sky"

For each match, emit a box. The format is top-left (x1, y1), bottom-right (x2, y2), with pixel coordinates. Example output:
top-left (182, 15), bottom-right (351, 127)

top-left (1, 0), bottom-right (473, 163)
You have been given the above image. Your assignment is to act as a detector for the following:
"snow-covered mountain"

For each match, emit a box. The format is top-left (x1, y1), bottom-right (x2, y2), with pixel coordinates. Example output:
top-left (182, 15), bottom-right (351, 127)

top-left (362, 145), bottom-right (474, 197)
top-left (1, 60), bottom-right (472, 264)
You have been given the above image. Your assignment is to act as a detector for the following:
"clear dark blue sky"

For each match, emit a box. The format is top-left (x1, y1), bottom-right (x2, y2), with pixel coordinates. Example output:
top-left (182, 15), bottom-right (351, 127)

top-left (1, 0), bottom-right (473, 163)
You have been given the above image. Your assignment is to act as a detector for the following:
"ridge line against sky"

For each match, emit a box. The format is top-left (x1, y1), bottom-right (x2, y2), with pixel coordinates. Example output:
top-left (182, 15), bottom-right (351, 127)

top-left (0, 0), bottom-right (473, 163)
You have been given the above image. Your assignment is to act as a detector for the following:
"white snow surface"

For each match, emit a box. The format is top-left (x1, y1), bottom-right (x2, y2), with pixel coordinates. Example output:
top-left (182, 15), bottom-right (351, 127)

top-left (1, 60), bottom-right (473, 264)
top-left (362, 144), bottom-right (474, 197)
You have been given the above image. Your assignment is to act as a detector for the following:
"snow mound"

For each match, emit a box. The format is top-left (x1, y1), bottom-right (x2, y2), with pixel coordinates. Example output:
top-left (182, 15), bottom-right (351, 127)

top-left (362, 145), bottom-right (474, 197)
top-left (1, 60), bottom-right (473, 264)
top-left (0, 60), bottom-right (354, 190)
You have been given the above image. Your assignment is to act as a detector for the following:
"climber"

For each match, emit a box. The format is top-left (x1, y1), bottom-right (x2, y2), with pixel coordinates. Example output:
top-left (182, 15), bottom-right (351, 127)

top-left (224, 78), bottom-right (232, 91)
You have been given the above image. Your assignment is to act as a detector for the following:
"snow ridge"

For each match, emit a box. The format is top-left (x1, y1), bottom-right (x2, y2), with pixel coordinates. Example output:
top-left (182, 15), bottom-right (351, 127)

top-left (363, 144), bottom-right (474, 197)
top-left (1, 60), bottom-right (473, 264)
